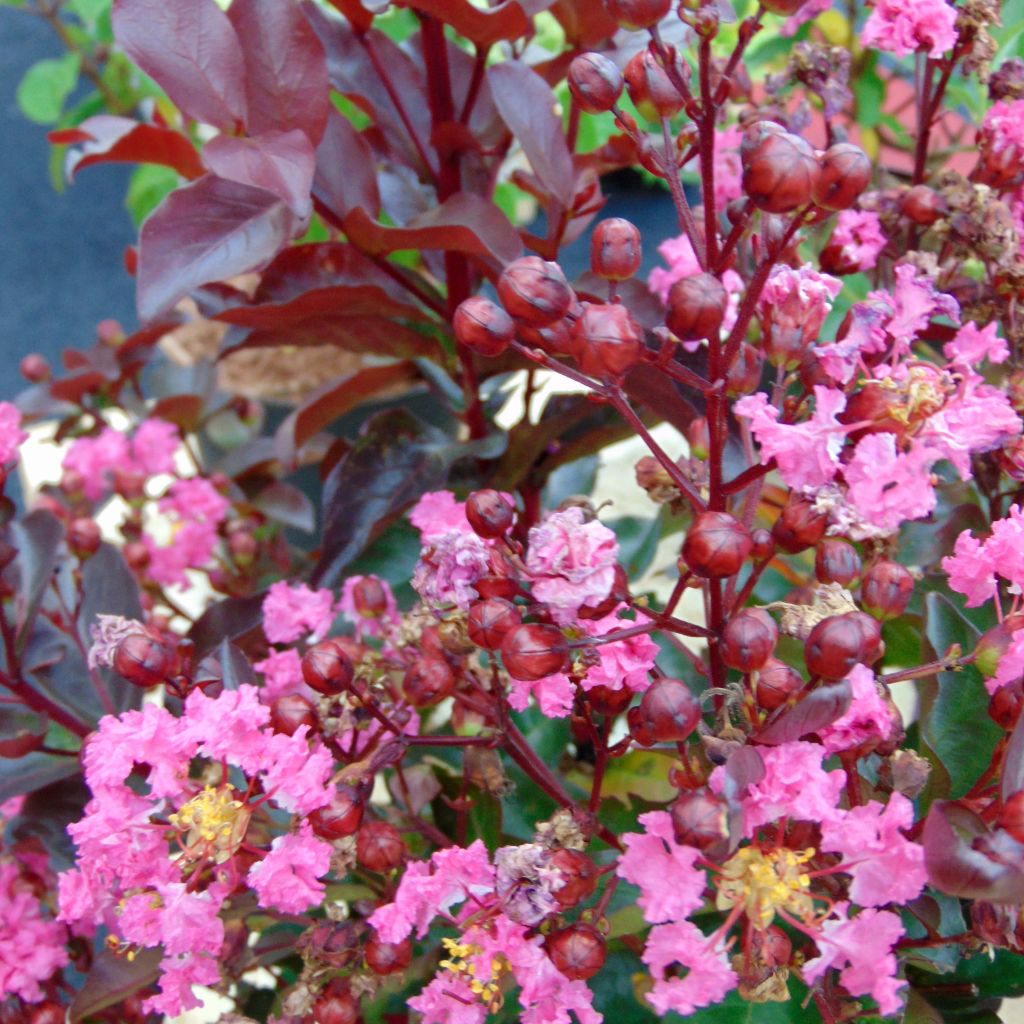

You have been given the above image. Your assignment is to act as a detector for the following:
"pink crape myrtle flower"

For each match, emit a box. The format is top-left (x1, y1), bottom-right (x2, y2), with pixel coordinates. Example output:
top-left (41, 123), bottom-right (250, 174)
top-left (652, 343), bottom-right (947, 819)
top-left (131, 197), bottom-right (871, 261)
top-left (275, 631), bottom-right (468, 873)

top-left (507, 670), bottom-right (577, 718)
top-left (62, 426), bottom-right (130, 500)
top-left (579, 608), bottom-right (658, 694)
top-left (525, 507), bottom-right (619, 625)
top-left (991, 630), bottom-right (1024, 694)
top-left (843, 434), bottom-right (937, 535)
top-left (412, 530), bottom-right (491, 610)
top-left (981, 98), bottom-right (1024, 156)
top-left (942, 530), bottom-right (998, 607)
top-left (262, 580), bottom-right (337, 644)
top-left (734, 386), bottom-right (848, 492)
top-left (86, 613), bottom-right (149, 670)
top-left (818, 664), bottom-right (895, 754)
top-left (160, 476), bottom-right (230, 523)
top-left (860, 0), bottom-right (958, 58)
top-left (874, 263), bottom-right (960, 353)
top-left (0, 402), bottom-right (27, 465)
top-left (642, 921), bottom-right (738, 1017)
top-left (410, 490), bottom-right (473, 539)
top-left (339, 574), bottom-right (399, 639)
top-left (247, 824), bottom-right (332, 913)
top-left (0, 860), bottom-right (68, 1002)
top-left (253, 647), bottom-right (311, 702)
top-left (944, 321), bottom-right (1010, 368)
top-left (803, 903), bottom-right (906, 1015)
top-left (825, 209), bottom-right (887, 273)
top-left (758, 264), bottom-right (842, 349)
top-left (130, 417), bottom-right (179, 475)
top-left (985, 505), bottom-right (1024, 593)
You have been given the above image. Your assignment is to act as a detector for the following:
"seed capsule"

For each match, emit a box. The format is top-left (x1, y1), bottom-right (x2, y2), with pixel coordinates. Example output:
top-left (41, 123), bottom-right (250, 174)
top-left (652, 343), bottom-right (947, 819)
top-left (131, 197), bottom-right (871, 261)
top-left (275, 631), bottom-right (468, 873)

top-left (356, 820), bottom-right (406, 872)
top-left (804, 613), bottom-right (873, 680)
top-left (571, 302), bottom-right (644, 377)
top-left (771, 499), bottom-right (827, 553)
top-left (902, 185), bottom-right (946, 226)
top-left (815, 538), bottom-right (862, 586)
top-left (547, 923), bottom-right (607, 980)
top-left (453, 296), bottom-right (515, 357)
top-left (812, 143), bottom-right (871, 211)
top-left (466, 489), bottom-right (515, 538)
top-left (670, 787), bottom-right (729, 850)
top-left (402, 658), bottom-right (455, 707)
top-left (635, 678), bottom-right (701, 742)
top-left (501, 624), bottom-right (569, 681)
top-left (568, 52), bottom-right (623, 114)
top-left (666, 272), bottom-right (728, 341)
top-left (309, 785), bottom-right (365, 840)
top-left (497, 256), bottom-right (573, 327)
top-left (467, 598), bottom-right (522, 650)
top-left (861, 560), bottom-right (914, 620)
top-left (742, 131), bottom-right (819, 214)
top-left (113, 632), bottom-right (177, 688)
top-left (590, 217), bottom-right (642, 281)
top-left (551, 848), bottom-right (599, 907)
top-left (313, 981), bottom-right (361, 1024)
top-left (624, 48), bottom-right (684, 120)
top-left (270, 694), bottom-right (318, 736)
top-left (683, 511), bottom-right (753, 578)
top-left (721, 608), bottom-right (778, 673)
top-left (365, 932), bottom-right (412, 975)
top-left (756, 656), bottom-right (803, 711)
top-left (302, 640), bottom-right (355, 696)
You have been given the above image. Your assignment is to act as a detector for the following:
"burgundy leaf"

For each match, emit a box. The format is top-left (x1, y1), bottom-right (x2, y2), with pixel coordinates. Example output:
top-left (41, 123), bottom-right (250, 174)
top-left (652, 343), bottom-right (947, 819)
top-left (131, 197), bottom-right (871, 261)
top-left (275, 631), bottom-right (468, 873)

top-left (323, 0), bottom-right (375, 32)
top-left (69, 947), bottom-right (162, 1023)
top-left (253, 242), bottom-right (406, 305)
top-left (53, 115), bottom-right (204, 180)
top-left (112, 0), bottom-right (247, 131)
top-left (313, 109), bottom-right (381, 223)
top-left (757, 678), bottom-right (852, 746)
top-left (719, 745), bottom-right (765, 799)
top-left (149, 394), bottom-right (206, 432)
top-left (203, 129), bottom-right (315, 218)
top-left (252, 481), bottom-right (316, 532)
top-left (488, 60), bottom-right (576, 207)
top-left (398, 0), bottom-right (551, 46)
top-left (0, 708), bottom-right (47, 759)
top-left (227, 0), bottom-right (330, 144)
top-left (217, 283), bottom-right (427, 328)
top-left (1003, 704), bottom-right (1024, 803)
top-left (549, 0), bottom-right (621, 46)
top-left (137, 175), bottom-right (295, 322)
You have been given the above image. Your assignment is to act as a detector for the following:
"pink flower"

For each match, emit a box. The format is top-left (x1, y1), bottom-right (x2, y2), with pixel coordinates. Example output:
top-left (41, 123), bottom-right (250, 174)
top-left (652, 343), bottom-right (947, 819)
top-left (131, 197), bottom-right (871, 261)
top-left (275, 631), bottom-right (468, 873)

top-left (642, 922), bottom-right (737, 1017)
top-left (985, 505), bottom-right (1024, 594)
top-left (525, 508), bottom-right (619, 625)
top-left (180, 685), bottom-right (270, 776)
top-left (580, 609), bottom-right (658, 693)
top-left (262, 580), bottom-right (337, 644)
top-left (942, 530), bottom-right (998, 608)
top-left (0, 860), bottom-right (68, 1002)
top-left (257, 727), bottom-right (334, 815)
top-left (980, 99), bottom-right (1024, 156)
top-left (992, 630), bottom-right (1024, 694)
top-left (758, 264), bottom-right (842, 353)
top-left (825, 210), bottom-right (887, 272)
top-left (130, 418), bottom-right (179, 475)
top-left (160, 476), bottom-right (230, 522)
top-left (143, 955), bottom-right (221, 1018)
top-left (818, 664), bottom-right (895, 754)
top-left (815, 299), bottom-right (892, 383)
top-left (734, 386), bottom-right (849, 492)
top-left (507, 671), bottom-right (577, 718)
top-left (338, 574), bottom-right (399, 639)
top-left (412, 531), bottom-right (491, 610)
top-left (860, 0), bottom-right (958, 58)
top-left (409, 974), bottom-right (486, 1024)
top-left (145, 520), bottom-right (220, 588)
top-left (803, 903), bottom-right (906, 1015)
top-left (0, 403), bottom-right (27, 466)
top-left (844, 434), bottom-right (937, 534)
top-left (617, 811), bottom-right (706, 923)
top-left (494, 844), bottom-right (563, 926)
top-left (62, 427), bottom-right (130, 500)
top-left (821, 794), bottom-right (927, 906)
top-left (118, 882), bottom-right (225, 958)
top-left (254, 648), bottom-right (310, 702)
top-left (247, 825), bottom-right (331, 913)
top-left (873, 263), bottom-right (960, 352)
top-left (944, 322), bottom-right (1010, 367)
top-left (710, 126), bottom-right (744, 209)
top-left (410, 490), bottom-right (472, 539)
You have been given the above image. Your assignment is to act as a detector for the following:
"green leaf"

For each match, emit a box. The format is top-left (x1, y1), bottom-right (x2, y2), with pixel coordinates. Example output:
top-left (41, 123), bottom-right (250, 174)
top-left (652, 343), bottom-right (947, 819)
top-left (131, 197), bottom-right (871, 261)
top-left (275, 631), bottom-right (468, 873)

top-left (17, 54), bottom-right (81, 124)
top-left (125, 164), bottom-right (180, 227)
top-left (854, 65), bottom-right (886, 129)
top-left (609, 512), bottom-right (665, 580)
top-left (68, 0), bottom-right (109, 21)
top-left (567, 748), bottom-right (675, 808)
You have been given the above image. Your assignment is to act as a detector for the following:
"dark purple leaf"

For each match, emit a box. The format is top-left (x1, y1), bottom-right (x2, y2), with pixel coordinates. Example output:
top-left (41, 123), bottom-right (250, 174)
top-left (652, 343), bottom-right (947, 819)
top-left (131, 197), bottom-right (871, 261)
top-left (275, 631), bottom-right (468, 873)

top-left (757, 678), bottom-right (852, 746)
top-left (719, 745), bottom-right (765, 799)
top-left (69, 946), bottom-right (162, 1024)
top-left (7, 510), bottom-right (63, 653)
top-left (0, 751), bottom-right (78, 804)
top-left (197, 638), bottom-right (256, 691)
top-left (188, 593), bottom-right (267, 659)
top-left (313, 108), bottom-right (381, 222)
top-left (253, 242), bottom-right (401, 304)
top-left (1003, 705), bottom-right (1024, 803)
top-left (112, 0), bottom-right (247, 131)
top-left (149, 394), bottom-right (206, 433)
top-left (252, 481), bottom-right (315, 532)
top-left (0, 708), bottom-right (47, 759)
top-left (137, 174), bottom-right (296, 321)
top-left (623, 361), bottom-right (702, 436)
top-left (203, 129), bottom-right (315, 218)
top-left (399, 0), bottom-right (551, 46)
top-left (12, 775), bottom-right (91, 868)
top-left (488, 60), bottom-right (575, 207)
top-left (227, 0), bottom-right (330, 143)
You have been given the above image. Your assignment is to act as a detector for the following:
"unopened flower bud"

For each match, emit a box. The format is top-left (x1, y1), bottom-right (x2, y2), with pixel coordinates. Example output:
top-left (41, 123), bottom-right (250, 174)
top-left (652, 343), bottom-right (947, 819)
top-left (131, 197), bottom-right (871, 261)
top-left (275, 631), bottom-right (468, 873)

top-left (756, 656), bottom-right (803, 710)
top-left (726, 342), bottom-right (763, 396)
top-left (586, 682), bottom-right (634, 716)
top-left (991, 678), bottom-right (1024, 729)
top-left (68, 517), bottom-right (101, 559)
top-left (365, 932), bottom-right (412, 975)
top-left (356, 820), bottom-right (406, 872)
top-left (302, 640), bottom-right (355, 696)
top-left (467, 598), bottom-right (522, 650)
top-left (113, 632), bottom-right (176, 688)
top-left (815, 539), bottom-right (861, 586)
top-left (498, 256), bottom-right (573, 327)
top-left (20, 354), bottom-right (50, 382)
top-left (313, 981), bottom-right (361, 1024)
top-left (551, 847), bottom-right (598, 907)
top-left (751, 528), bottom-right (775, 562)
top-left (403, 658), bottom-right (455, 707)
top-left (590, 218), bottom-right (642, 281)
top-left (635, 678), bottom-right (701, 742)
top-left (666, 272), bottom-right (727, 340)
top-left (722, 608), bottom-right (778, 672)
top-left (686, 416), bottom-right (710, 460)
top-left (28, 1004), bottom-right (64, 1024)
top-left (1000, 791), bottom-right (1024, 844)
top-left (683, 510), bottom-right (753, 578)
top-left (568, 52), bottom-right (623, 114)
top-left (466, 489), bottom-right (515, 538)
top-left (270, 694), bottom-right (318, 736)
top-left (771, 499), bottom-right (827, 553)
top-left (604, 0), bottom-right (671, 29)
top-left (742, 131), bottom-right (819, 213)
top-left (804, 613), bottom-right (874, 680)
top-left (861, 560), bottom-right (914, 620)
top-left (501, 624), bottom-right (569, 681)
top-left (571, 302), bottom-right (644, 377)
top-left (975, 615), bottom-right (1024, 681)
top-left (812, 143), bottom-right (871, 210)
top-left (902, 184), bottom-right (946, 225)
top-left (547, 923), bottom-right (607, 980)
top-left (670, 787), bottom-right (729, 850)
top-left (624, 48), bottom-right (684, 120)
top-left (309, 785), bottom-right (365, 841)
top-left (453, 296), bottom-right (515, 357)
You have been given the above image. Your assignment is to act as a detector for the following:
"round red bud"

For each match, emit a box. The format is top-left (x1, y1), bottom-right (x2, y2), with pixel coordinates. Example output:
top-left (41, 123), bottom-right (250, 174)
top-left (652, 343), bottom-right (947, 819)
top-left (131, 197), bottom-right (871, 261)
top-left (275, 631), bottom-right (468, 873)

top-left (585, 682), bottom-right (634, 716)
top-left (845, 610), bottom-right (884, 665)
top-left (590, 218), bottom-right (642, 281)
top-left (28, 1005), bottom-right (65, 1024)
top-left (547, 923), bottom-right (607, 981)
top-left (351, 576), bottom-right (390, 618)
top-left (750, 528), bottom-right (776, 563)
top-left (453, 296), bottom-right (515, 357)
top-left (760, 0), bottom-right (808, 12)
top-left (666, 273), bottom-right (728, 340)
top-left (309, 785), bottom-right (365, 841)
top-left (812, 143), bottom-right (871, 211)
top-left (113, 632), bottom-right (176, 688)
top-left (466, 489), bottom-right (514, 538)
top-left (721, 608), bottom-right (778, 673)
top-left (313, 981), bottom-right (361, 1024)
top-left (742, 132), bottom-right (819, 213)
top-left (467, 598), bottom-right (522, 650)
top-left (20, 354), bottom-right (51, 383)
top-left (365, 932), bottom-right (412, 976)
top-left (902, 185), bottom-right (946, 226)
top-left (726, 341), bottom-right (764, 396)
top-left (270, 694), bottom-right (318, 736)
top-left (636, 678), bottom-right (701, 743)
top-left (572, 302), bottom-right (644, 378)
top-left (551, 847), bottom-right (599, 907)
top-left (686, 416), bottom-right (711, 461)
top-left (403, 658), bottom-right (455, 707)
top-left (605, 0), bottom-right (671, 28)
top-left (624, 48), bottom-right (684, 120)
top-left (1000, 790), bottom-right (1024, 844)
top-left (804, 613), bottom-right (872, 680)
top-left (815, 538), bottom-right (862, 586)
top-left (861, 560), bottom-right (914, 621)
top-left (475, 574), bottom-right (520, 601)
top-left (501, 624), bottom-right (569, 681)
top-left (991, 678), bottom-right (1024, 729)
top-left (356, 820), bottom-right (406, 872)
top-left (497, 256), bottom-right (573, 327)
top-left (771, 499), bottom-right (827, 554)
top-left (756, 656), bottom-right (803, 711)
top-left (683, 510), bottom-right (753, 579)
top-left (568, 53), bottom-right (624, 114)
top-left (670, 787), bottom-right (729, 850)
top-left (68, 517), bottom-right (101, 558)
top-left (302, 640), bottom-right (355, 696)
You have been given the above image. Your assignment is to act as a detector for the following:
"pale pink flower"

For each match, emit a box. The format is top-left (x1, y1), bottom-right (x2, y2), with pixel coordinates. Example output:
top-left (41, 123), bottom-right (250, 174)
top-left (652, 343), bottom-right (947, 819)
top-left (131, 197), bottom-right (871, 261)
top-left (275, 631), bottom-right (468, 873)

top-left (0, 860), bottom-right (68, 1002)
top-left (860, 0), bottom-right (958, 58)
top-left (412, 530), bottom-right (491, 610)
top-left (617, 811), bottom-right (706, 923)
top-left (758, 264), bottom-right (842, 350)
top-left (87, 613), bottom-right (148, 670)
top-left (0, 403), bottom-right (27, 466)
top-left (130, 418), bottom-right (179, 475)
top-left (254, 647), bottom-right (311, 702)
top-left (821, 794), bottom-right (927, 906)
top-left (180, 685), bottom-right (270, 776)
top-left (818, 664), bottom-right (895, 754)
top-left (257, 727), bottom-right (334, 815)
top-left (247, 825), bottom-right (331, 914)
top-left (409, 974), bottom-right (486, 1024)
top-left (642, 921), bottom-right (737, 1017)
top-left (410, 490), bottom-right (472, 539)
top-left (143, 955), bottom-right (221, 1017)
top-left (63, 427), bottom-right (130, 500)
top-left (262, 580), bottom-right (337, 644)
top-left (525, 508), bottom-right (619, 625)
top-left (942, 530), bottom-right (998, 608)
top-left (844, 434), bottom-right (937, 534)
top-left (815, 299), bottom-right (892, 383)
top-left (944, 321), bottom-right (1010, 367)
top-left (144, 520), bottom-right (221, 588)
top-left (992, 630), bottom-right (1024, 694)
top-left (507, 670), bottom-right (577, 718)
top-left (981, 99), bottom-right (1024, 156)
top-left (118, 881), bottom-right (225, 958)
top-left (826, 210), bottom-right (887, 272)
top-left (734, 386), bottom-right (849, 492)
top-left (803, 903), bottom-right (906, 1015)
top-left (985, 505), bottom-right (1024, 594)
top-left (159, 476), bottom-right (230, 523)
top-left (872, 263), bottom-right (960, 353)
top-left (711, 125), bottom-right (744, 209)
top-left (580, 609), bottom-right (658, 693)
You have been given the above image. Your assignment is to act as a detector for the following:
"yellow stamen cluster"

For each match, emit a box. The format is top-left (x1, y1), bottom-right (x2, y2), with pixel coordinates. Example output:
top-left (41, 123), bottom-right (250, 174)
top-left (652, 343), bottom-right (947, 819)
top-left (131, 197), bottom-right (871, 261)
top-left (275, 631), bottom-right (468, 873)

top-left (879, 365), bottom-right (951, 426)
top-left (716, 846), bottom-right (816, 928)
top-left (439, 937), bottom-right (507, 1012)
top-left (169, 785), bottom-right (250, 861)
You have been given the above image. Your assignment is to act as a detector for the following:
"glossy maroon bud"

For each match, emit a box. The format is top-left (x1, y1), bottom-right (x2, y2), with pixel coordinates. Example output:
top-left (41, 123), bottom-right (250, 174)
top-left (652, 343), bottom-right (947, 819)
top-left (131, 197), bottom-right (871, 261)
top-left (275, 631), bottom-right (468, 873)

top-left (351, 576), bottom-right (390, 618)
top-left (466, 489), bottom-right (515, 538)
top-left (403, 658), bottom-right (455, 707)
top-left (28, 1004), bottom-right (65, 1024)
top-left (605, 0), bottom-right (671, 28)
top-left (815, 538), bottom-right (861, 586)
top-left (902, 184), bottom-right (946, 225)
top-left (475, 574), bottom-right (520, 600)
top-left (365, 932), bottom-right (413, 975)
top-left (497, 256), bottom-right (573, 327)
top-left (666, 272), bottom-right (727, 340)
top-left (502, 624), bottom-right (569, 681)
top-left (453, 296), bottom-right (515, 357)
top-left (991, 678), bottom-right (1024, 729)
top-left (771, 499), bottom-right (827, 554)
top-left (123, 540), bottom-right (149, 571)
top-left (20, 353), bottom-right (51, 382)
top-left (861, 560), bottom-right (914, 620)
top-left (113, 632), bottom-right (176, 688)
top-left (756, 656), bottom-right (803, 711)
top-left (518, 315), bottom-right (576, 357)
top-left (624, 49), bottom-right (684, 121)
top-left (356, 820), bottom-right (406, 872)
top-left (586, 682), bottom-right (634, 716)
top-left (760, 0), bottom-right (808, 12)
top-left (721, 608), bottom-right (778, 672)
top-left (740, 119), bottom-right (788, 159)
top-left (547, 923), bottom-right (607, 980)
top-left (742, 132), bottom-right (819, 214)
top-left (846, 609), bottom-right (883, 665)
top-left (467, 598), bottom-right (521, 650)
top-left (627, 703), bottom-right (657, 745)
top-left (571, 302), bottom-right (644, 378)
top-left (591, 217), bottom-right (642, 281)
top-left (313, 981), bottom-right (361, 1024)
top-left (551, 848), bottom-right (599, 907)
top-left (568, 52), bottom-right (624, 114)
top-left (805, 613), bottom-right (871, 680)
top-left (309, 785), bottom-right (365, 841)
top-left (1000, 791), bottom-right (1024, 844)
top-left (726, 341), bottom-right (764, 396)
top-left (670, 787), bottom-right (729, 850)
top-left (302, 640), bottom-right (355, 696)
top-left (683, 511), bottom-right (753, 579)
top-left (68, 516), bottom-right (101, 558)
top-left (300, 920), bottom-right (361, 969)
top-left (636, 678), bottom-right (701, 742)
top-left (270, 694), bottom-right (318, 736)
top-left (684, 416), bottom-right (711, 461)
top-left (750, 528), bottom-right (775, 562)
top-left (812, 143), bottom-right (871, 211)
